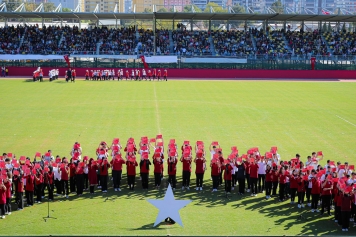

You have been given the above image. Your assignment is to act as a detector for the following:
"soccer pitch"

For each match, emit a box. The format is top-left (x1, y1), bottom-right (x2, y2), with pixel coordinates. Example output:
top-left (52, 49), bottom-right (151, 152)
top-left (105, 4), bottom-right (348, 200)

top-left (0, 78), bottom-right (355, 236)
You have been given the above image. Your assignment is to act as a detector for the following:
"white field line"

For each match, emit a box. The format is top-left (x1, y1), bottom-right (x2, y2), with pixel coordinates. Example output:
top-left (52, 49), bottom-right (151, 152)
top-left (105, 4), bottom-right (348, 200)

top-left (153, 83), bottom-right (161, 133)
top-left (336, 115), bottom-right (356, 128)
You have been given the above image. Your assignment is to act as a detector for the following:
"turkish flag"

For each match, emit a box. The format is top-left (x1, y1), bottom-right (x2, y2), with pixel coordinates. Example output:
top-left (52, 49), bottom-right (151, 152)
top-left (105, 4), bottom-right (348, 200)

top-left (321, 9), bottom-right (330, 15)
top-left (63, 54), bottom-right (71, 67)
top-left (140, 55), bottom-right (149, 69)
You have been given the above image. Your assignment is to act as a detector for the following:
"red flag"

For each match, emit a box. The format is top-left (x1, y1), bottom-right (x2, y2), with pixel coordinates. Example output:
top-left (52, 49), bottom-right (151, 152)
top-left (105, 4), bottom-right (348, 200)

top-left (63, 54), bottom-right (71, 67)
top-left (140, 55), bottom-right (149, 69)
top-left (321, 9), bottom-right (330, 15)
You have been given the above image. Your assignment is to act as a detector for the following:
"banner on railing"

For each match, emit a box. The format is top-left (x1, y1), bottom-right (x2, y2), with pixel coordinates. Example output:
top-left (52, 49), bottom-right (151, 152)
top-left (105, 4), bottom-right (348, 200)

top-left (0, 54), bottom-right (138, 60)
top-left (145, 56), bottom-right (177, 63)
top-left (181, 58), bottom-right (247, 63)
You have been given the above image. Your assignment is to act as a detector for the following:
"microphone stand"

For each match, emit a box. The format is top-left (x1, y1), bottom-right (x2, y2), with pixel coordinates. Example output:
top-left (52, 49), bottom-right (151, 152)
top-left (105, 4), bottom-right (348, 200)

top-left (43, 173), bottom-right (57, 222)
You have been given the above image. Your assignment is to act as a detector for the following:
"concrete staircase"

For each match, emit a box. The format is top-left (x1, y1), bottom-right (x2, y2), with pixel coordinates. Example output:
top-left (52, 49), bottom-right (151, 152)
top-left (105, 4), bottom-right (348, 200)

top-left (208, 36), bottom-right (216, 55)
top-left (169, 30), bottom-right (174, 54)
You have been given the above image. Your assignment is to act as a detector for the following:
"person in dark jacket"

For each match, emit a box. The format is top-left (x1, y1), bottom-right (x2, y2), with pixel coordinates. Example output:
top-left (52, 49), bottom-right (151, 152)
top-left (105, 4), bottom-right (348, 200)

top-left (236, 161), bottom-right (246, 194)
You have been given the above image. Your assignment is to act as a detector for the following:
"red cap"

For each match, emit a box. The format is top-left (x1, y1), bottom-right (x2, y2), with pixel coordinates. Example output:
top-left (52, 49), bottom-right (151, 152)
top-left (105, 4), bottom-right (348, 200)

top-left (44, 167), bottom-right (49, 172)
top-left (183, 152), bottom-right (190, 158)
top-left (169, 139), bottom-right (175, 144)
top-left (74, 144), bottom-right (80, 149)
top-left (44, 161), bottom-right (49, 166)
top-left (213, 154), bottom-right (219, 159)
top-left (141, 146), bottom-right (148, 150)
top-left (247, 150), bottom-right (254, 155)
top-left (231, 146), bottom-right (237, 151)
top-left (241, 154), bottom-right (247, 159)
top-left (25, 159), bottom-right (31, 166)
top-left (34, 163), bottom-right (41, 169)
top-left (332, 178), bottom-right (339, 183)
top-left (142, 153), bottom-right (149, 160)
top-left (317, 151), bottom-right (323, 156)
top-left (349, 165), bottom-right (354, 170)
top-left (113, 138), bottom-right (119, 144)
top-left (55, 158), bottom-right (61, 163)
top-left (35, 152), bottom-right (41, 157)
top-left (224, 159), bottom-right (230, 164)
top-left (150, 138), bottom-right (156, 143)
top-left (154, 153), bottom-right (161, 158)
top-left (13, 170), bottom-right (19, 176)
top-left (13, 163), bottom-right (20, 168)
top-left (141, 136), bottom-right (148, 141)
top-left (155, 148), bottom-right (162, 153)
top-left (45, 152), bottom-right (51, 157)
top-left (196, 141), bottom-right (203, 145)
top-left (212, 141), bottom-right (219, 146)
top-left (156, 134), bottom-right (162, 139)
top-left (20, 156), bottom-right (26, 161)
top-left (236, 158), bottom-right (242, 163)
top-left (265, 152), bottom-right (273, 159)
top-left (7, 153), bottom-right (12, 158)
top-left (79, 162), bottom-right (85, 168)
top-left (157, 142), bottom-right (163, 147)
top-left (183, 140), bottom-right (190, 145)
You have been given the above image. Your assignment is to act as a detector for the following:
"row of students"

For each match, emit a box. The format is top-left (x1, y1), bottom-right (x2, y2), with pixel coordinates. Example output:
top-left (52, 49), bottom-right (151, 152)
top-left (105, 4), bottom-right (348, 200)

top-left (84, 69), bottom-right (168, 81)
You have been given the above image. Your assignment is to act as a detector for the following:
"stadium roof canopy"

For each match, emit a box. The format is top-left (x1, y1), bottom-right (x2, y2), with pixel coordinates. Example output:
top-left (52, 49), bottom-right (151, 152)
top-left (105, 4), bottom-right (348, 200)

top-left (0, 12), bottom-right (356, 22)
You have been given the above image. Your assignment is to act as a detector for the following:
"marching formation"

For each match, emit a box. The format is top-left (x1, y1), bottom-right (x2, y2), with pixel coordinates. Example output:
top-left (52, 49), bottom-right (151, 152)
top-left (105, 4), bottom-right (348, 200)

top-left (32, 67), bottom-right (168, 82)
top-left (84, 68), bottom-right (168, 81)
top-left (0, 135), bottom-right (355, 232)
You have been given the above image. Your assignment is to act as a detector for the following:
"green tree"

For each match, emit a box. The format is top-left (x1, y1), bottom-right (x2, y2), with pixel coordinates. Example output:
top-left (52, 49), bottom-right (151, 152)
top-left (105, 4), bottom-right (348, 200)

top-left (270, 0), bottom-right (284, 14)
top-left (24, 3), bottom-right (37, 12)
top-left (143, 8), bottom-right (152, 13)
top-left (44, 2), bottom-right (56, 12)
top-left (204, 2), bottom-right (227, 13)
top-left (232, 3), bottom-right (245, 13)
top-left (183, 4), bottom-right (201, 13)
top-left (2, 0), bottom-right (17, 11)
top-left (62, 8), bottom-right (71, 12)
top-left (157, 7), bottom-right (167, 13)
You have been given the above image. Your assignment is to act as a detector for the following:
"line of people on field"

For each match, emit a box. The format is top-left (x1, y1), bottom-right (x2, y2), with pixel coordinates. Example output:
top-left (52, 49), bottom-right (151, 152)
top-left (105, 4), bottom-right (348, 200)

top-left (0, 137), bottom-right (355, 232)
top-left (85, 68), bottom-right (168, 81)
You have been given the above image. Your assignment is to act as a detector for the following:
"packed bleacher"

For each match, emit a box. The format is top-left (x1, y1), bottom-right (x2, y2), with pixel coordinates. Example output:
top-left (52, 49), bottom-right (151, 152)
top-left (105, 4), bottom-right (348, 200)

top-left (3, 24), bottom-right (356, 58)
top-left (212, 30), bottom-right (254, 56)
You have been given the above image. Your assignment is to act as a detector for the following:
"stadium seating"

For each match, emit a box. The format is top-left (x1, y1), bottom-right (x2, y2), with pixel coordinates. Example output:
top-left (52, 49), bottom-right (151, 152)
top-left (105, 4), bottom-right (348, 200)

top-left (323, 31), bottom-right (356, 56)
top-left (20, 25), bottom-right (61, 54)
top-left (0, 25), bottom-right (24, 54)
top-left (285, 30), bottom-right (328, 56)
top-left (100, 27), bottom-right (136, 55)
top-left (172, 30), bottom-right (212, 56)
top-left (212, 30), bottom-right (254, 56)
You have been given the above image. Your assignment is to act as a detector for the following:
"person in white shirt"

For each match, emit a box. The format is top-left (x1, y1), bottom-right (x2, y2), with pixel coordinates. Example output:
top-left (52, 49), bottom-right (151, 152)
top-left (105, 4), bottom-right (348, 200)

top-left (53, 164), bottom-right (62, 196)
top-left (142, 69), bottom-right (147, 80)
top-left (257, 158), bottom-right (267, 193)
top-left (338, 162), bottom-right (353, 178)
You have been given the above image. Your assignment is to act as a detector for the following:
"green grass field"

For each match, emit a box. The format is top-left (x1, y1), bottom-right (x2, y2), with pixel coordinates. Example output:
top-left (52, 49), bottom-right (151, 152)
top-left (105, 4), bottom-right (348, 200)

top-left (0, 79), bottom-right (355, 236)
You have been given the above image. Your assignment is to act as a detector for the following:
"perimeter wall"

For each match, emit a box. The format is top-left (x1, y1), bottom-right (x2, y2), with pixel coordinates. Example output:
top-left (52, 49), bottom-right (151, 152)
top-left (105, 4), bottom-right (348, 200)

top-left (7, 67), bottom-right (356, 79)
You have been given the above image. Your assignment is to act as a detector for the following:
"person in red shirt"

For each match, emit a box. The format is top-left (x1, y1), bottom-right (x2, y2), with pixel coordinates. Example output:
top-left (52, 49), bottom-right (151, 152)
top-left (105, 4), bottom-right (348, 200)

top-left (34, 169), bottom-right (43, 203)
top-left (139, 156), bottom-right (151, 190)
top-left (126, 158), bottom-right (138, 190)
top-left (265, 165), bottom-right (273, 199)
top-left (321, 176), bottom-right (333, 216)
top-left (0, 181), bottom-right (6, 218)
top-left (341, 190), bottom-right (355, 231)
top-left (75, 163), bottom-right (85, 196)
top-left (125, 70), bottom-right (129, 80)
top-left (278, 167), bottom-right (288, 201)
top-left (153, 155), bottom-right (163, 189)
top-left (153, 68), bottom-right (157, 80)
top-left (60, 159), bottom-right (69, 198)
top-left (163, 69), bottom-right (168, 81)
top-left (14, 170), bottom-right (24, 210)
top-left (71, 69), bottom-right (76, 82)
top-left (194, 152), bottom-right (206, 191)
top-left (44, 167), bottom-right (54, 200)
top-left (310, 170), bottom-right (321, 212)
top-left (289, 170), bottom-right (299, 204)
top-left (25, 171), bottom-right (35, 206)
top-left (167, 154), bottom-right (178, 190)
top-left (4, 172), bottom-right (12, 214)
top-left (147, 69), bottom-right (152, 80)
top-left (210, 154), bottom-right (221, 192)
top-left (223, 162), bottom-right (233, 194)
top-left (100, 158), bottom-right (111, 193)
top-left (111, 155), bottom-right (126, 191)
top-left (157, 69), bottom-right (161, 80)
top-left (249, 160), bottom-right (259, 196)
top-left (297, 172), bottom-right (307, 208)
top-left (88, 158), bottom-right (98, 194)
top-left (335, 190), bottom-right (343, 226)
top-left (89, 70), bottom-right (93, 80)
top-left (69, 159), bottom-right (77, 194)
top-left (180, 152), bottom-right (192, 190)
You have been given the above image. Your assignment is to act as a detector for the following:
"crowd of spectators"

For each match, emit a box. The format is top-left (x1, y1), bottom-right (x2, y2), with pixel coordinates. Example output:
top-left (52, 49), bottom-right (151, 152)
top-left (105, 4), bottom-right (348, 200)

top-left (212, 30), bottom-right (254, 56)
top-left (172, 29), bottom-right (212, 56)
top-left (4, 23), bottom-right (356, 58)
top-left (323, 31), bottom-right (356, 56)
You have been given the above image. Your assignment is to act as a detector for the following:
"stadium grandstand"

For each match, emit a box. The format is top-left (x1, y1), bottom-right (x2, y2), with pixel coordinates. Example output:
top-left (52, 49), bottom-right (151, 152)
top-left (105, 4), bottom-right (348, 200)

top-left (0, 1), bottom-right (355, 71)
